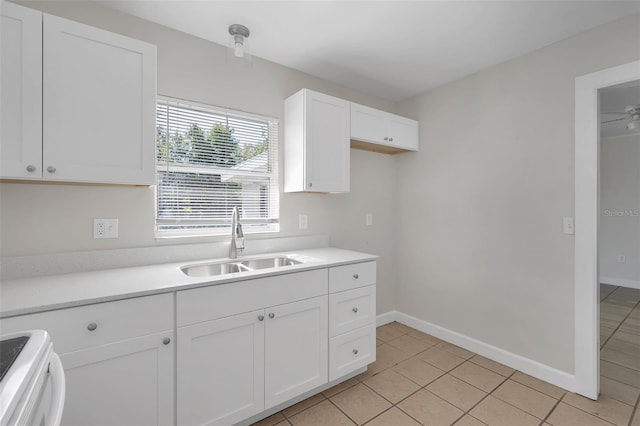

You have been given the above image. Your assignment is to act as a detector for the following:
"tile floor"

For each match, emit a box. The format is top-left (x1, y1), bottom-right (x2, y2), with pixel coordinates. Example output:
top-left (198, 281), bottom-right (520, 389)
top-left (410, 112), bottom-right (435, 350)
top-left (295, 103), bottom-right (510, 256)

top-left (252, 286), bottom-right (640, 426)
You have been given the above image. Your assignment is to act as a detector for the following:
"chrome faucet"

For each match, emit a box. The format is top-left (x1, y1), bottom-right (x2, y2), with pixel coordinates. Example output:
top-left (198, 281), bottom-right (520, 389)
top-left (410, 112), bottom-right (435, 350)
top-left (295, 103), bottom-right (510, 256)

top-left (229, 206), bottom-right (244, 259)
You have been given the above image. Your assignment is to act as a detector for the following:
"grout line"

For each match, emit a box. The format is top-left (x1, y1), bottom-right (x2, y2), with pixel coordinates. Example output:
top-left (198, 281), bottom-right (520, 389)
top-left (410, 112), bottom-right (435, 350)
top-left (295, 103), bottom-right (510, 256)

top-left (558, 392), bottom-right (620, 426)
top-left (628, 391), bottom-right (640, 426)
top-left (540, 396), bottom-right (563, 425)
top-left (600, 287), bottom-right (640, 348)
top-left (326, 397), bottom-right (361, 425)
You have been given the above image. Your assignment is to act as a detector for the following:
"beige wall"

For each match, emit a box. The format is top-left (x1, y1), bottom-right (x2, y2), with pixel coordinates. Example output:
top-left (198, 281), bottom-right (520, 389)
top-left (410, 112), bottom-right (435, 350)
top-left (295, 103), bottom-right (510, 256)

top-left (395, 13), bottom-right (640, 373)
top-left (3, 1), bottom-right (640, 376)
top-left (600, 134), bottom-right (640, 285)
top-left (0, 1), bottom-right (399, 312)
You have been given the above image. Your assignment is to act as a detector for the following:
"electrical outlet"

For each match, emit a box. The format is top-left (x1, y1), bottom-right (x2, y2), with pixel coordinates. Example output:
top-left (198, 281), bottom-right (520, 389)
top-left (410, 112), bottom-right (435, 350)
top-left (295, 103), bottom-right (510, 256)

top-left (94, 219), bottom-right (118, 239)
top-left (618, 254), bottom-right (626, 263)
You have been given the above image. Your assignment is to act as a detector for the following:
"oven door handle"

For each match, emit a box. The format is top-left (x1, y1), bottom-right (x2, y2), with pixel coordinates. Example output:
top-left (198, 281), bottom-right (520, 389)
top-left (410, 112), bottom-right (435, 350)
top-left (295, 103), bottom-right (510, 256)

top-left (47, 352), bottom-right (66, 426)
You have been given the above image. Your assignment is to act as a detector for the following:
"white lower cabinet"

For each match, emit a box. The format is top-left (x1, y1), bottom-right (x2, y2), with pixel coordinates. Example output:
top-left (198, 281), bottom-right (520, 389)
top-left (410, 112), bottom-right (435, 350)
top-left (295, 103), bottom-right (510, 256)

top-left (328, 262), bottom-right (377, 381)
top-left (177, 309), bottom-right (265, 426)
top-left (60, 331), bottom-right (174, 426)
top-left (265, 296), bottom-right (328, 409)
top-left (0, 293), bottom-right (175, 426)
top-left (0, 261), bottom-right (376, 426)
top-left (329, 325), bottom-right (376, 381)
top-left (177, 293), bottom-right (328, 426)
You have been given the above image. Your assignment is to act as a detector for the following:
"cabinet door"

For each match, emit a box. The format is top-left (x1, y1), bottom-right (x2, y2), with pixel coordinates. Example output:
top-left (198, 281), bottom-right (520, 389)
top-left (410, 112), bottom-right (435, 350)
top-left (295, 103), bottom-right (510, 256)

top-left (305, 91), bottom-right (350, 192)
top-left (265, 296), bottom-right (328, 409)
top-left (387, 115), bottom-right (419, 151)
top-left (177, 310), bottom-right (265, 426)
top-left (0, 2), bottom-right (42, 179)
top-left (350, 103), bottom-right (386, 145)
top-left (60, 331), bottom-right (174, 426)
top-left (42, 14), bottom-right (156, 184)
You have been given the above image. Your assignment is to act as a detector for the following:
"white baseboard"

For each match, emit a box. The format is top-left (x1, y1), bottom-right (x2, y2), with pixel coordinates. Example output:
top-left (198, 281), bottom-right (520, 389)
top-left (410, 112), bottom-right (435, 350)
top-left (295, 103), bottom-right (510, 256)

top-left (376, 310), bottom-right (398, 327)
top-left (377, 311), bottom-right (577, 394)
top-left (600, 276), bottom-right (640, 290)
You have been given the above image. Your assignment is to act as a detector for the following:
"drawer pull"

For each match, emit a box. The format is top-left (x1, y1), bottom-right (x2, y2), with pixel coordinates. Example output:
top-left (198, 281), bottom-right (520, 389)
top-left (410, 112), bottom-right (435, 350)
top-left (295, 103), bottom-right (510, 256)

top-left (352, 307), bottom-right (359, 313)
top-left (163, 337), bottom-right (171, 345)
top-left (258, 314), bottom-right (265, 322)
top-left (87, 323), bottom-right (97, 331)
top-left (268, 312), bottom-right (275, 319)
top-left (353, 274), bottom-right (359, 279)
top-left (353, 349), bottom-right (359, 355)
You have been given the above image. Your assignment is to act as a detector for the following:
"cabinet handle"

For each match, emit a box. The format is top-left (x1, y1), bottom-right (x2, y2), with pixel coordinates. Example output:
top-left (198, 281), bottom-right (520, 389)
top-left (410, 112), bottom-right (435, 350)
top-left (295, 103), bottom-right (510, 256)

top-left (258, 314), bottom-right (265, 322)
top-left (26, 165), bottom-right (36, 173)
top-left (47, 166), bottom-right (56, 173)
top-left (353, 349), bottom-right (359, 355)
top-left (87, 323), bottom-right (97, 331)
top-left (268, 312), bottom-right (275, 319)
top-left (352, 307), bottom-right (358, 313)
top-left (383, 136), bottom-right (389, 141)
top-left (353, 274), bottom-right (359, 279)
top-left (163, 337), bottom-right (171, 345)
top-left (389, 137), bottom-right (394, 142)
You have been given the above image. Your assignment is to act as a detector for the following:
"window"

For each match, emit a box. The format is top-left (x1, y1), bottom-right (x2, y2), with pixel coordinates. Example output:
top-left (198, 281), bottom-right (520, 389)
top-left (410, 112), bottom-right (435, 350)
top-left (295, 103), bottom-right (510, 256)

top-left (155, 97), bottom-right (279, 236)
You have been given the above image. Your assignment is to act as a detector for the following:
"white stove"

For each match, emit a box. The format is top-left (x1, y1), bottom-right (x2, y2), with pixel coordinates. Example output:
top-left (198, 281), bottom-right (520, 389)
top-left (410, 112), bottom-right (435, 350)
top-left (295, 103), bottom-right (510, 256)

top-left (0, 330), bottom-right (65, 426)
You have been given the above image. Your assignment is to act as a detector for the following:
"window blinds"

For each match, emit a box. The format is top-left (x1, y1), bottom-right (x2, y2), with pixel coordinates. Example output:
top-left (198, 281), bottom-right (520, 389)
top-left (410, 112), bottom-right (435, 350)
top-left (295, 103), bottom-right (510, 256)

top-left (155, 97), bottom-right (279, 235)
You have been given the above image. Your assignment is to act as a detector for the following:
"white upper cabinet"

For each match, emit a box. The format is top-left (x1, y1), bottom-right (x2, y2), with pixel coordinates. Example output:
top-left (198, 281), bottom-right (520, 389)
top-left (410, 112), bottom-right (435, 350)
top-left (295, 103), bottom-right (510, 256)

top-left (42, 14), bottom-right (156, 184)
top-left (351, 102), bottom-right (419, 153)
top-left (1, 2), bottom-right (43, 178)
top-left (0, 3), bottom-right (157, 185)
top-left (284, 89), bottom-right (350, 193)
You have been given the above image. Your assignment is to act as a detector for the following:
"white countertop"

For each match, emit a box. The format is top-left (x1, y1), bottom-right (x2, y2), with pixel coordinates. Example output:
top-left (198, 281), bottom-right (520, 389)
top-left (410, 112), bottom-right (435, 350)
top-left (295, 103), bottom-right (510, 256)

top-left (0, 248), bottom-right (377, 318)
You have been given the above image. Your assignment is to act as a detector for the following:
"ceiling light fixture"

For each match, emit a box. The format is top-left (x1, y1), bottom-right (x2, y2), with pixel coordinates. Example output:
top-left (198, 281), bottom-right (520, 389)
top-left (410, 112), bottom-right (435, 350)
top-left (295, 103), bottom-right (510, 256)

top-left (228, 24), bottom-right (250, 59)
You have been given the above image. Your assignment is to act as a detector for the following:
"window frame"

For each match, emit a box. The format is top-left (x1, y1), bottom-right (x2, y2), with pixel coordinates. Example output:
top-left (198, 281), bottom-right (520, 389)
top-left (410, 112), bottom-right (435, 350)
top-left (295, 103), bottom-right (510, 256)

top-left (154, 95), bottom-right (280, 239)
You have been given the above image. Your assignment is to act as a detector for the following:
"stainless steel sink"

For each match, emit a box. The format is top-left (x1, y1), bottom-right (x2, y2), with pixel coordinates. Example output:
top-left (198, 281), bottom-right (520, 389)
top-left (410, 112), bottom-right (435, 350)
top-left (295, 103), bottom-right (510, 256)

top-left (181, 262), bottom-right (251, 277)
top-left (239, 256), bottom-right (301, 270)
top-left (181, 256), bottom-right (302, 277)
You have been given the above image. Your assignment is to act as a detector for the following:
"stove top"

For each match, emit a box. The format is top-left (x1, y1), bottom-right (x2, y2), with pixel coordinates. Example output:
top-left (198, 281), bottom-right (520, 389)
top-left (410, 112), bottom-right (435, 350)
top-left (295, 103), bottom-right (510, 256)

top-left (0, 336), bottom-right (30, 382)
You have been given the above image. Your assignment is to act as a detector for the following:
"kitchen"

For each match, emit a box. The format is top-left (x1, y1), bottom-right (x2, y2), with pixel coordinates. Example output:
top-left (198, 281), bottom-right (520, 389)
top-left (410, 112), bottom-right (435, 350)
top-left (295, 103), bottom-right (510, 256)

top-left (1, 1), bottom-right (639, 425)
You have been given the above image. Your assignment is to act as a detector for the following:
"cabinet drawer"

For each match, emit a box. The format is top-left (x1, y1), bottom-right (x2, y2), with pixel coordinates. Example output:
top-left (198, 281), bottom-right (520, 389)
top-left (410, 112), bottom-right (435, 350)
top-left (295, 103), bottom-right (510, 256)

top-left (177, 269), bottom-right (327, 327)
top-left (329, 325), bottom-right (376, 381)
top-left (329, 261), bottom-right (376, 292)
top-left (1, 293), bottom-right (173, 354)
top-left (329, 285), bottom-right (376, 337)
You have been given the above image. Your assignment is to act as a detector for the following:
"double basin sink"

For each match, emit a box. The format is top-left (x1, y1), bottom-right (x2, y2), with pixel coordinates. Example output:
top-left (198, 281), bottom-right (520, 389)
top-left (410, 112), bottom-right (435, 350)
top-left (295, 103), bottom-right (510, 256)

top-left (181, 255), bottom-right (302, 277)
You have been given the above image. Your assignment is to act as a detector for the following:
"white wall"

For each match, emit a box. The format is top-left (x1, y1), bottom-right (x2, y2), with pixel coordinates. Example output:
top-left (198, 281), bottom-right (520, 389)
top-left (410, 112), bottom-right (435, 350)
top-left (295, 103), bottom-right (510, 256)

top-left (0, 1), bottom-right (399, 312)
top-left (3, 0), bottom-right (640, 378)
top-left (395, 14), bottom-right (640, 373)
top-left (600, 134), bottom-right (640, 287)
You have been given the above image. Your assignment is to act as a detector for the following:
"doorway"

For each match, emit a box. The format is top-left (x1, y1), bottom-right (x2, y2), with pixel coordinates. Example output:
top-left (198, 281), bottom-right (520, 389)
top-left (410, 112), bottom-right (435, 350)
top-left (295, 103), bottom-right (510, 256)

top-left (597, 81), bottom-right (640, 406)
top-left (575, 60), bottom-right (640, 399)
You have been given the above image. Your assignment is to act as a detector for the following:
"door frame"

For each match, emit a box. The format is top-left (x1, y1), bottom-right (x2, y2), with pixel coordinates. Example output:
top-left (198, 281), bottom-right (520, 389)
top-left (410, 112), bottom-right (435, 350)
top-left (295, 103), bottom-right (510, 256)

top-left (574, 59), bottom-right (640, 399)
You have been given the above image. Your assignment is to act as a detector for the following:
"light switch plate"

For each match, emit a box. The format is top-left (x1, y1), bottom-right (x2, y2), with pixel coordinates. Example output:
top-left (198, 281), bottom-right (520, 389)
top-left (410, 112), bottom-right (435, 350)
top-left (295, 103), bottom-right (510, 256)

top-left (298, 214), bottom-right (308, 230)
top-left (563, 217), bottom-right (574, 235)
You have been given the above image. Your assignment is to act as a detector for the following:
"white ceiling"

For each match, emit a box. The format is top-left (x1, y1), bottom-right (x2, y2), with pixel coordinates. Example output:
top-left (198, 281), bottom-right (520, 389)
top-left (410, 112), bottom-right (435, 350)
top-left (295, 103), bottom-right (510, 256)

top-left (96, 1), bottom-right (640, 101)
top-left (601, 81), bottom-right (640, 138)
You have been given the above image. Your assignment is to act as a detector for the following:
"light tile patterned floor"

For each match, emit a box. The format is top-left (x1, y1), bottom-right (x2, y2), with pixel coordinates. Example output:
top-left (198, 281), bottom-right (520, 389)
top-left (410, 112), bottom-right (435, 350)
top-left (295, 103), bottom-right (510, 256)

top-left (252, 285), bottom-right (640, 426)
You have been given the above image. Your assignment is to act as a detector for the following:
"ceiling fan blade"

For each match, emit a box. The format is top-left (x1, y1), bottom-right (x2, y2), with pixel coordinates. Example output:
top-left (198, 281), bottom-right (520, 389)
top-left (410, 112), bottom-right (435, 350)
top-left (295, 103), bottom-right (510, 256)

top-left (601, 117), bottom-right (628, 124)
